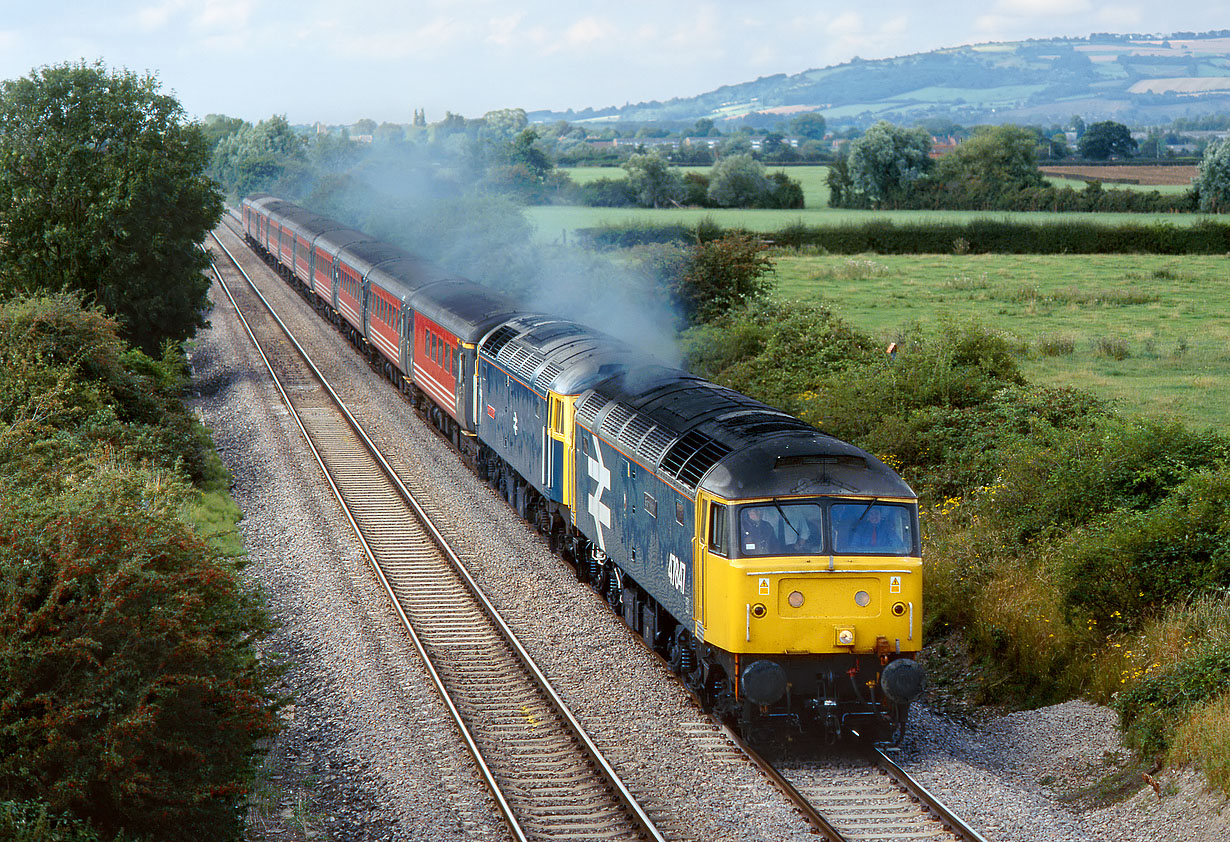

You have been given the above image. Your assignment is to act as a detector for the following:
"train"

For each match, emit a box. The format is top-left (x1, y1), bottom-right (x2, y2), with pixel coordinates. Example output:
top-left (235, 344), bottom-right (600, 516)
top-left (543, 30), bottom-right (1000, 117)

top-left (239, 194), bottom-right (926, 743)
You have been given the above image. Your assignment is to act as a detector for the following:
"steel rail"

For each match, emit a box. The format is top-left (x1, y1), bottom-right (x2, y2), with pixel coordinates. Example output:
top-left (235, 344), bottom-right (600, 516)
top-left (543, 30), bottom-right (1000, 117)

top-left (869, 745), bottom-right (992, 842)
top-left (208, 230), bottom-right (666, 842)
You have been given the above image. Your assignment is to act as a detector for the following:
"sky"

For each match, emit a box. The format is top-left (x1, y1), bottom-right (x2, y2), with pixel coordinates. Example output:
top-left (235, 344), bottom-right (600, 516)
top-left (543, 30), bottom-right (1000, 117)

top-left (1, 1), bottom-right (1227, 125)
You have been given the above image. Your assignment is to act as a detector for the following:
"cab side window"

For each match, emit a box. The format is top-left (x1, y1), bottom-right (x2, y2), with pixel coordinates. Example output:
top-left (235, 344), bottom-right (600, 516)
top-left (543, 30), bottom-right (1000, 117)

top-left (708, 503), bottom-right (729, 557)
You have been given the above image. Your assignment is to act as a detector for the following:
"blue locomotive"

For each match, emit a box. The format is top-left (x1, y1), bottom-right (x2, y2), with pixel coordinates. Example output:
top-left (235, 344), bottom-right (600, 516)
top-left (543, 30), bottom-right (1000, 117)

top-left (242, 195), bottom-right (925, 742)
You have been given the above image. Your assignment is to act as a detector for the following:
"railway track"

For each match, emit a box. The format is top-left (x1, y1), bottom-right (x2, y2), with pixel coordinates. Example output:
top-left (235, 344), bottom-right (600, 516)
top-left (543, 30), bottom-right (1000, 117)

top-left (209, 214), bottom-right (992, 842)
top-left (728, 728), bottom-right (990, 842)
top-left (207, 230), bottom-right (665, 842)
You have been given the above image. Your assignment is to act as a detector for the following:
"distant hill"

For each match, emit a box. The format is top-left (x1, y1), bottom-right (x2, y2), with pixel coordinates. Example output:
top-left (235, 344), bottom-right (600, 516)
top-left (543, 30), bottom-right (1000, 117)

top-left (529, 32), bottom-right (1230, 128)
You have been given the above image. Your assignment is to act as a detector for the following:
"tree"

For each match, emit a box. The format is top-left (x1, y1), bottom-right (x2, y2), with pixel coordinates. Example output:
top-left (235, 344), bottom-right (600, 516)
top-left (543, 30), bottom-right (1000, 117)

top-left (1078, 120), bottom-right (1136, 160)
top-left (623, 151), bottom-right (684, 208)
top-left (672, 232), bottom-right (775, 324)
top-left (845, 120), bottom-right (933, 208)
top-left (707, 154), bottom-right (771, 207)
top-left (0, 61), bottom-right (223, 354)
top-left (1194, 139), bottom-right (1230, 212)
top-left (209, 114), bottom-right (307, 198)
top-left (790, 111), bottom-right (827, 140)
top-left (482, 107), bottom-right (528, 141)
top-left (935, 124), bottom-right (1045, 193)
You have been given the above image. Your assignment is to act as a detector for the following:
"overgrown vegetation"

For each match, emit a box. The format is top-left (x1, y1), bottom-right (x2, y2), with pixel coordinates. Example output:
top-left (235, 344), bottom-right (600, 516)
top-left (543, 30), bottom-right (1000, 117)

top-left (0, 296), bottom-right (279, 840)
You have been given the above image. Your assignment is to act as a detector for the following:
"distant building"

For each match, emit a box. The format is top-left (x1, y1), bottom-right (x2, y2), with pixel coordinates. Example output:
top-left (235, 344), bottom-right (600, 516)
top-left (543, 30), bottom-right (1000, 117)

top-left (929, 135), bottom-right (961, 157)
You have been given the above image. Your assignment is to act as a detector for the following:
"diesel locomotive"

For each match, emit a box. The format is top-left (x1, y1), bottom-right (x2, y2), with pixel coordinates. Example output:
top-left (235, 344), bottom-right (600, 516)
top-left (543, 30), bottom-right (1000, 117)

top-left (240, 194), bottom-right (926, 742)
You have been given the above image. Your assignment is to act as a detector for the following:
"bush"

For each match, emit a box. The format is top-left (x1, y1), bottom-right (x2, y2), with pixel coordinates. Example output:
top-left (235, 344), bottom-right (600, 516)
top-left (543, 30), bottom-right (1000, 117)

top-left (0, 462), bottom-right (279, 841)
top-left (0, 294), bottom-right (212, 481)
top-left (670, 232), bottom-right (776, 325)
top-left (682, 300), bottom-right (876, 411)
top-left (1116, 639), bottom-right (1230, 757)
top-left (0, 801), bottom-right (104, 842)
top-left (1059, 470), bottom-right (1230, 629)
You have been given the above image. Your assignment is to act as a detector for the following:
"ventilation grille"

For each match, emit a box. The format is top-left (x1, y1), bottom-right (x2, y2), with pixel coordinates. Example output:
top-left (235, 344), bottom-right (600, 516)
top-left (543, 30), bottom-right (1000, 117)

top-left (661, 430), bottom-right (732, 489)
top-left (602, 404), bottom-right (634, 437)
top-left (575, 393), bottom-right (607, 426)
top-left (482, 325), bottom-right (518, 358)
top-left (617, 414), bottom-right (655, 452)
top-left (537, 361), bottom-right (563, 386)
top-left (639, 426), bottom-right (677, 464)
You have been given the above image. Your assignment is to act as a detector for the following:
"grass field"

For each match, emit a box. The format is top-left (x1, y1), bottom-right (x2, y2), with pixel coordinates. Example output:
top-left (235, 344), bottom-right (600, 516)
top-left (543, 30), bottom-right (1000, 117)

top-left (551, 165), bottom-right (1226, 429)
top-left (770, 251), bottom-right (1230, 429)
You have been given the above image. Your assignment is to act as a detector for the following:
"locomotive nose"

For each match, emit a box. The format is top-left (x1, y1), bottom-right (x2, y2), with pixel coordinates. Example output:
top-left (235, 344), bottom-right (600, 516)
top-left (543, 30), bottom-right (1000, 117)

top-left (740, 659), bottom-right (788, 706)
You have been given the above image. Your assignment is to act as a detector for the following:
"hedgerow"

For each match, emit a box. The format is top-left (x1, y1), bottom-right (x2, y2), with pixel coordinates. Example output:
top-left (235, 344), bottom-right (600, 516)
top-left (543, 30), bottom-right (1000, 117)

top-left (579, 217), bottom-right (1230, 254)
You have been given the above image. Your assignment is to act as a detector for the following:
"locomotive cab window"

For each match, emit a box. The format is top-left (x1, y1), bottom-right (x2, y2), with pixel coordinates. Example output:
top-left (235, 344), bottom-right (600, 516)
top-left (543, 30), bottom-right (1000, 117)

top-left (831, 502), bottom-right (914, 556)
top-left (738, 502), bottom-right (824, 557)
top-left (708, 503), bottom-right (729, 557)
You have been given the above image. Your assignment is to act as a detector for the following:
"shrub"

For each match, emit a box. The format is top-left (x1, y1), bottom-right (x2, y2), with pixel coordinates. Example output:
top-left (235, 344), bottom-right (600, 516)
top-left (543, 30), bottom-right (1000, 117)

top-left (1059, 470), bottom-right (1230, 629)
top-left (682, 300), bottom-right (876, 411)
top-left (670, 232), bottom-right (776, 325)
top-left (0, 801), bottom-right (104, 842)
top-left (1116, 639), bottom-right (1230, 757)
top-left (0, 462), bottom-right (280, 841)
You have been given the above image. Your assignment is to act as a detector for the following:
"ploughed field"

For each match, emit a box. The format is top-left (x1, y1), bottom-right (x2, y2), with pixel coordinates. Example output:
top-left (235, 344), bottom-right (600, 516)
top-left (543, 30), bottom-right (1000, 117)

top-left (1039, 165), bottom-right (1198, 186)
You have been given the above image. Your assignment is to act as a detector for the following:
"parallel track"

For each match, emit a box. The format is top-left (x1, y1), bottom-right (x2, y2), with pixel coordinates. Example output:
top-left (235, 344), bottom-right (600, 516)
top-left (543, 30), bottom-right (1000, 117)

top-left (207, 230), bottom-right (664, 842)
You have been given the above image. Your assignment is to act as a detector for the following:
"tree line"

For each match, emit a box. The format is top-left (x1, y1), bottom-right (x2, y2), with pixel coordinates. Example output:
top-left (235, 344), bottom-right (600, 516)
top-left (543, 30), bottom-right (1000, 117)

top-left (828, 120), bottom-right (1230, 213)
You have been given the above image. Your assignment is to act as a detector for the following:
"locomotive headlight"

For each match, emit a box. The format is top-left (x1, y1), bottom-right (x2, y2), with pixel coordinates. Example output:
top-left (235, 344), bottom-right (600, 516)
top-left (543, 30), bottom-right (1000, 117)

top-left (854, 590), bottom-right (871, 607)
top-left (891, 602), bottom-right (907, 617)
top-left (788, 590), bottom-right (805, 608)
top-left (836, 627), bottom-right (855, 646)
top-left (751, 603), bottom-right (767, 618)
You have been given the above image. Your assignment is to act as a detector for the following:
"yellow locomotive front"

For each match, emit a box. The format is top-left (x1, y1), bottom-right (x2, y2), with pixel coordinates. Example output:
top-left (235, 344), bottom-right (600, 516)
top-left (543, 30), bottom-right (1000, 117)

top-left (685, 448), bottom-right (926, 743)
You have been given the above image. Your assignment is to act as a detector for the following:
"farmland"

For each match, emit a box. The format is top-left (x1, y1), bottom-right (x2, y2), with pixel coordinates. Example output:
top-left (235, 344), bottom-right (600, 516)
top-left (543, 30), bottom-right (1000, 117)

top-left (774, 251), bottom-right (1230, 430)
top-left (535, 171), bottom-right (1229, 431)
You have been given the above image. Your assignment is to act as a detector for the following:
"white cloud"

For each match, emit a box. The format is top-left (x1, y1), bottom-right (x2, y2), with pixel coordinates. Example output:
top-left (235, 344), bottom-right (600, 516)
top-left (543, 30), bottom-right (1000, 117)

top-left (563, 16), bottom-right (617, 49)
top-left (826, 12), bottom-right (864, 37)
top-left (996, 0), bottom-right (1092, 14)
top-left (485, 12), bottom-right (524, 46)
top-left (134, 1), bottom-right (182, 33)
top-left (193, 0), bottom-right (253, 31)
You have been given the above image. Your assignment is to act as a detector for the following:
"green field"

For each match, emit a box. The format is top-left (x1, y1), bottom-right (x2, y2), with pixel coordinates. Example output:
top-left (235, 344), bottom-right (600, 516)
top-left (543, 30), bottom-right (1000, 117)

top-left (549, 167), bottom-right (1227, 429)
top-left (771, 251), bottom-right (1230, 430)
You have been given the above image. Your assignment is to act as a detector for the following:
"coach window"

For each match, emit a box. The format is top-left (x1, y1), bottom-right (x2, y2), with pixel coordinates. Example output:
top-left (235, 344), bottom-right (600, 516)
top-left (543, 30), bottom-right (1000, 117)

top-left (708, 503), bottom-right (729, 557)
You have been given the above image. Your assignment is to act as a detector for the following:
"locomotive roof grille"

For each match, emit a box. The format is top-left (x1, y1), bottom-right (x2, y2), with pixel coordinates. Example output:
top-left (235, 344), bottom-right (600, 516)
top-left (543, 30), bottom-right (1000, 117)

top-left (617, 414), bottom-right (656, 453)
top-left (639, 426), bottom-right (678, 464)
top-left (537, 361), bottom-right (564, 386)
top-left (602, 403), bottom-right (634, 438)
top-left (661, 430), bottom-right (732, 488)
top-left (482, 325), bottom-right (519, 358)
top-left (576, 393), bottom-right (607, 426)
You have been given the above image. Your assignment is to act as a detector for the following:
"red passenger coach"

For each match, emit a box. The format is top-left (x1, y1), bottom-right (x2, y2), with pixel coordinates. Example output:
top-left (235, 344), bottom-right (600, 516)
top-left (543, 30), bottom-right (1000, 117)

top-left (414, 315), bottom-right (460, 420)
top-left (336, 259), bottom-right (365, 333)
top-left (367, 283), bottom-right (403, 369)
